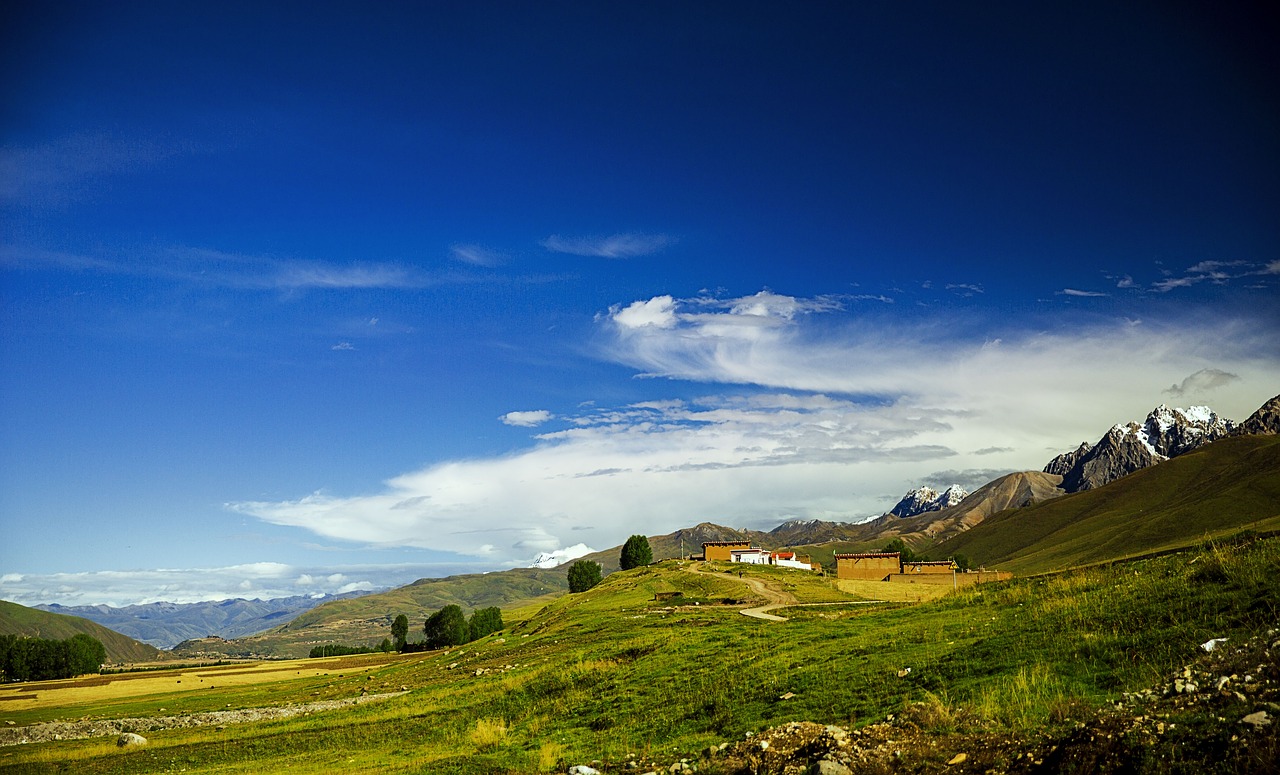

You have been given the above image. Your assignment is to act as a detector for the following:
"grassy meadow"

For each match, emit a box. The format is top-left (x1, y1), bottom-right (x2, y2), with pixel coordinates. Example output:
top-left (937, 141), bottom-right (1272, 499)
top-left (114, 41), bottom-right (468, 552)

top-left (3, 536), bottom-right (1278, 773)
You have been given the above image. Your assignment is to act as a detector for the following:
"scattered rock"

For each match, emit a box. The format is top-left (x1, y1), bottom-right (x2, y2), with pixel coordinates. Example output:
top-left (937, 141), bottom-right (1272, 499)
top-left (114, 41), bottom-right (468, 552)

top-left (568, 766), bottom-right (600, 775)
top-left (779, 692), bottom-right (797, 700)
top-left (1241, 711), bottom-right (1271, 727)
top-left (809, 761), bottom-right (852, 775)
top-left (947, 752), bottom-right (968, 765)
top-left (117, 732), bottom-right (147, 747)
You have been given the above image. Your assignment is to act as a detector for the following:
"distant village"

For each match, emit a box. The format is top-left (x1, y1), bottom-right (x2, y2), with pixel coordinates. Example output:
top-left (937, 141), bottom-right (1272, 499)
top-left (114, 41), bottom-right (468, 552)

top-left (696, 541), bottom-right (1010, 588)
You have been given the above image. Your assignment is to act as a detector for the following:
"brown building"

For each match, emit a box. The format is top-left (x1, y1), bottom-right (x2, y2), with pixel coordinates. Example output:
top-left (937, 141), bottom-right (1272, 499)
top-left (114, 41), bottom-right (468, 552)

top-left (702, 541), bottom-right (753, 562)
top-left (834, 552), bottom-right (901, 581)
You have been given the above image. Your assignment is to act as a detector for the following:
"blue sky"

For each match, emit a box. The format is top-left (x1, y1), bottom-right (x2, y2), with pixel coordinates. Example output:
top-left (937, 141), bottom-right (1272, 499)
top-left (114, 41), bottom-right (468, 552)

top-left (2, 2), bottom-right (1278, 606)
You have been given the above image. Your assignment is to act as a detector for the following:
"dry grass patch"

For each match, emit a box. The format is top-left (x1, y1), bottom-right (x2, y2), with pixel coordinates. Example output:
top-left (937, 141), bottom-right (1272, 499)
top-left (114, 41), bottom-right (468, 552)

top-left (835, 578), bottom-right (953, 602)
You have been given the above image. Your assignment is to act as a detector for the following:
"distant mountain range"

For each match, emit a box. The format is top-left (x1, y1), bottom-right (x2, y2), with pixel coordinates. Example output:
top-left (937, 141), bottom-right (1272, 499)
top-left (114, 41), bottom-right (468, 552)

top-left (36, 592), bottom-right (369, 649)
top-left (1, 600), bottom-right (162, 663)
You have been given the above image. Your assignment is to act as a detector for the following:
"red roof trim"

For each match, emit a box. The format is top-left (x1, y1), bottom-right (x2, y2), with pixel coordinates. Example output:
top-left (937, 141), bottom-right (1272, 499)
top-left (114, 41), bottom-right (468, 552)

top-left (833, 552), bottom-right (901, 559)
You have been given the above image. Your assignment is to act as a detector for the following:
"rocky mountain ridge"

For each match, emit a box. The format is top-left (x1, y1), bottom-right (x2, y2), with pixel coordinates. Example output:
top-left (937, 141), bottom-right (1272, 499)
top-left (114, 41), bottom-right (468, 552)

top-left (1048, 403), bottom-right (1236, 492)
top-left (888, 484), bottom-right (969, 517)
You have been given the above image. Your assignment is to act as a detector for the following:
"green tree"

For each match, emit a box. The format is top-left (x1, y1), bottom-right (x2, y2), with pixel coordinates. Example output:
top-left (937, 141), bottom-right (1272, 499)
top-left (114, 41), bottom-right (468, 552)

top-left (952, 553), bottom-right (972, 572)
top-left (423, 604), bottom-right (469, 648)
top-left (567, 559), bottom-right (602, 593)
top-left (468, 607), bottom-right (504, 641)
top-left (65, 634), bottom-right (105, 676)
top-left (391, 614), bottom-right (409, 651)
top-left (619, 534), bottom-right (653, 570)
top-left (883, 537), bottom-right (918, 564)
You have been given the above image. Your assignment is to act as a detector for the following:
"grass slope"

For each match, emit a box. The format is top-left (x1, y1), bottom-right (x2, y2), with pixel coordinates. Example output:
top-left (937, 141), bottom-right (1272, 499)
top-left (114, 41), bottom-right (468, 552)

top-left (934, 434), bottom-right (1280, 573)
top-left (4, 538), bottom-right (1278, 774)
top-left (177, 569), bottom-right (570, 658)
top-left (0, 601), bottom-right (163, 664)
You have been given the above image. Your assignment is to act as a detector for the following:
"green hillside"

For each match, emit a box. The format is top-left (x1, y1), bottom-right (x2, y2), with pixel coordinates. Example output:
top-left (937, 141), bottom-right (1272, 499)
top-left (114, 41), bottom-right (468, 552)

top-left (6, 540), bottom-right (1279, 773)
top-left (0, 600), bottom-right (164, 664)
top-left (934, 434), bottom-right (1280, 573)
top-left (176, 568), bottom-right (570, 658)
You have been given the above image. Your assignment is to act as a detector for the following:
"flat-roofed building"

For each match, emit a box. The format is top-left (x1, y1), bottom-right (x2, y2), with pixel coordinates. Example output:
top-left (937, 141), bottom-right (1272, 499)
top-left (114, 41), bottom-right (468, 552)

top-left (702, 541), bottom-right (753, 562)
top-left (834, 552), bottom-right (901, 581)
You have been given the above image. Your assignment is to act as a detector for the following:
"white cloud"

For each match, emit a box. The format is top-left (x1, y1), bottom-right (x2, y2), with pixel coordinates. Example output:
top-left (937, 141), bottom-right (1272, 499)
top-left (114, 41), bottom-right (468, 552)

top-left (1058, 288), bottom-right (1108, 297)
top-left (611, 295), bottom-right (678, 329)
top-left (331, 342), bottom-right (356, 351)
top-left (225, 290), bottom-right (1280, 571)
top-left (541, 233), bottom-right (673, 258)
top-left (501, 410), bottom-right (554, 427)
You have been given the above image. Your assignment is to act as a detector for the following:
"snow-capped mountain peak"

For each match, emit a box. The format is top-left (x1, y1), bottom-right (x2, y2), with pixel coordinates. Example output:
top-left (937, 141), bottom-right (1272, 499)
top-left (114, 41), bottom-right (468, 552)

top-left (529, 543), bottom-right (595, 569)
top-left (1051, 401), bottom-right (1235, 493)
top-left (890, 484), bottom-right (968, 518)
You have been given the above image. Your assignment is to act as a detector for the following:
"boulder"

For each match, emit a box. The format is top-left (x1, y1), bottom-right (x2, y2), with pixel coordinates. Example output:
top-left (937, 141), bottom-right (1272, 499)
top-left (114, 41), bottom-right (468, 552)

top-left (117, 732), bottom-right (148, 747)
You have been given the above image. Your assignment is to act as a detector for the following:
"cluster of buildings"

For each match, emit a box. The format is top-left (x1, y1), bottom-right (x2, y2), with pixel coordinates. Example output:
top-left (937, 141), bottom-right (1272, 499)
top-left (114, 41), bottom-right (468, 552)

top-left (694, 541), bottom-right (1009, 588)
top-left (696, 541), bottom-right (819, 570)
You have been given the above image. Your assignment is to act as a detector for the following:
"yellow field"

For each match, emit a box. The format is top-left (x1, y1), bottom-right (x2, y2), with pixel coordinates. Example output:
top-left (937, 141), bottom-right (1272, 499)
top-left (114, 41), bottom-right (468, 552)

top-left (835, 578), bottom-right (953, 602)
top-left (0, 652), bottom-right (410, 713)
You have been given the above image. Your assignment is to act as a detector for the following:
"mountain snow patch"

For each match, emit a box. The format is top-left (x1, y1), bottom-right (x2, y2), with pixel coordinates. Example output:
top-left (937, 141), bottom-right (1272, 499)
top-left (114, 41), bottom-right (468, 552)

top-left (530, 543), bottom-right (596, 569)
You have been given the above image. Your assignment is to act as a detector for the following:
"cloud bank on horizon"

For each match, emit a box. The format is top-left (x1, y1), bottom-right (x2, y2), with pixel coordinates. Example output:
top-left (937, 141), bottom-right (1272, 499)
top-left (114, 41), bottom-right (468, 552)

top-left (229, 289), bottom-right (1280, 567)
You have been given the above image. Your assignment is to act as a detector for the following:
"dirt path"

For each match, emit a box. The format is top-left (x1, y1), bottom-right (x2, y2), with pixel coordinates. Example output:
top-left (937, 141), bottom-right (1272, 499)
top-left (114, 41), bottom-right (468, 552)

top-left (681, 564), bottom-right (885, 622)
top-left (679, 565), bottom-right (796, 621)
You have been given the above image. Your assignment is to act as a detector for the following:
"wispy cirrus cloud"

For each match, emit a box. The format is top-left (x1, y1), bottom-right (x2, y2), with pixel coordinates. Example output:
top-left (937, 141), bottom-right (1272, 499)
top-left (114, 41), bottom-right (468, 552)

top-left (0, 132), bottom-right (199, 205)
top-left (1057, 288), bottom-right (1108, 297)
top-left (450, 243), bottom-right (506, 267)
top-left (1, 243), bottom-right (442, 291)
top-left (541, 232), bottom-right (673, 258)
top-left (1150, 259), bottom-right (1275, 293)
top-left (230, 290), bottom-right (1280, 568)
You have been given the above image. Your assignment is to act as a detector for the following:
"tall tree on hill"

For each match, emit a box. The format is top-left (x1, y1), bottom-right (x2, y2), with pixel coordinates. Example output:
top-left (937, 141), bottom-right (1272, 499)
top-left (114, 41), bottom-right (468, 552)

top-left (468, 607), bottom-right (504, 641)
top-left (423, 605), bottom-right (468, 648)
top-left (567, 560), bottom-right (602, 593)
top-left (391, 614), bottom-right (409, 651)
top-left (619, 534), bottom-right (653, 570)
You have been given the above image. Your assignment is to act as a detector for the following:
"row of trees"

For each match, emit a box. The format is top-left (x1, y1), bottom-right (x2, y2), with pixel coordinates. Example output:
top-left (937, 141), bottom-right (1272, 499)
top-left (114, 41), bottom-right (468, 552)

top-left (308, 640), bottom-right (394, 658)
top-left (422, 605), bottom-right (504, 649)
top-left (0, 633), bottom-right (106, 683)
